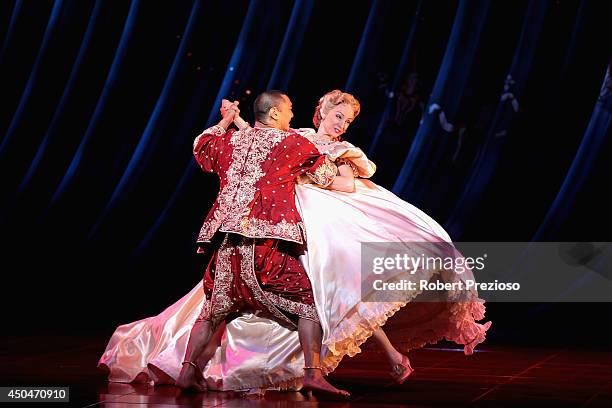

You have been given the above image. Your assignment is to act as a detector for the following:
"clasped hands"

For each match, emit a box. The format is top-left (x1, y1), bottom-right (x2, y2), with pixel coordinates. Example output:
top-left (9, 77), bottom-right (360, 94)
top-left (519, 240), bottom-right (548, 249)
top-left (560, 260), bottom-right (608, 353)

top-left (221, 99), bottom-right (240, 120)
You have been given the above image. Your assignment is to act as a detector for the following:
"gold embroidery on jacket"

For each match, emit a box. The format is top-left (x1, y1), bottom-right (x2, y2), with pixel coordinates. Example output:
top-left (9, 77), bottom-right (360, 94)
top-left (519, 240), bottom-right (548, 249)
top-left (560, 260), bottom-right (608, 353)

top-left (197, 128), bottom-right (308, 243)
top-left (306, 157), bottom-right (337, 187)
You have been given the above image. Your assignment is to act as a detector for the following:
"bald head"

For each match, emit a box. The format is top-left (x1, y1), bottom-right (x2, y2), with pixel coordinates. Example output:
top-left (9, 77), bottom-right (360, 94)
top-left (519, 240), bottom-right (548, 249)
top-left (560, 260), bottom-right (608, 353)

top-left (253, 90), bottom-right (293, 130)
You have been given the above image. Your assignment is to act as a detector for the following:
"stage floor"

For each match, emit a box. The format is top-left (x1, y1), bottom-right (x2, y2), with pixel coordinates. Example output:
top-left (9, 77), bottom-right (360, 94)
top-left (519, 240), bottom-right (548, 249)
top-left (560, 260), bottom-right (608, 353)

top-left (1, 335), bottom-right (611, 407)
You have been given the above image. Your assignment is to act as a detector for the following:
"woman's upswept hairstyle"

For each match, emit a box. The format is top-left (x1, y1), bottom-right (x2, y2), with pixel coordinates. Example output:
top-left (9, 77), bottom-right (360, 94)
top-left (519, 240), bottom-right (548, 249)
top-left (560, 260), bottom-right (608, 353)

top-left (313, 90), bottom-right (361, 128)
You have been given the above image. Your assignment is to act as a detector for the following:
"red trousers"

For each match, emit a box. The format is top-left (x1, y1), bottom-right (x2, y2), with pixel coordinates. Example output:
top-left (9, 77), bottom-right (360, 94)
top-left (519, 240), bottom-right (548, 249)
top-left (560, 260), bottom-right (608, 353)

top-left (198, 234), bottom-right (318, 328)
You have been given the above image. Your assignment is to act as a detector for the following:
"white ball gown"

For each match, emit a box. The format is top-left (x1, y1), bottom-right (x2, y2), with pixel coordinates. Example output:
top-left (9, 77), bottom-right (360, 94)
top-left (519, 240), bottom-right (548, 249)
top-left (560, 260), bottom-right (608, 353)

top-left (98, 129), bottom-right (491, 391)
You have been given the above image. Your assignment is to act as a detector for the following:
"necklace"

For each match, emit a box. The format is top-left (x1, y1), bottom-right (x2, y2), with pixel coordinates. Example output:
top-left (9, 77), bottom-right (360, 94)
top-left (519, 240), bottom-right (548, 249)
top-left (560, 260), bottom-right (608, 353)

top-left (312, 137), bottom-right (336, 145)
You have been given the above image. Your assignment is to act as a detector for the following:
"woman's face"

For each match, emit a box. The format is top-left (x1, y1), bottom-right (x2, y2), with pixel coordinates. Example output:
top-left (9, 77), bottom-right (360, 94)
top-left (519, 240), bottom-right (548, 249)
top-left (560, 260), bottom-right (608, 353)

top-left (319, 103), bottom-right (354, 138)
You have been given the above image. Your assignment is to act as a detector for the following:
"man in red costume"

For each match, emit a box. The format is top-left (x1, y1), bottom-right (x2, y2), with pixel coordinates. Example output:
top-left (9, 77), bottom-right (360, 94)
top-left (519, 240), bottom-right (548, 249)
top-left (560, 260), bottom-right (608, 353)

top-left (176, 91), bottom-right (348, 397)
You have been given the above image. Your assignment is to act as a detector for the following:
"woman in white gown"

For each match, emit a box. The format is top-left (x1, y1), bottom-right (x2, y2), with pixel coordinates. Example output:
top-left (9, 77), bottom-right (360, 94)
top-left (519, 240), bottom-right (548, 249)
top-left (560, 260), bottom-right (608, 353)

top-left (99, 90), bottom-right (491, 392)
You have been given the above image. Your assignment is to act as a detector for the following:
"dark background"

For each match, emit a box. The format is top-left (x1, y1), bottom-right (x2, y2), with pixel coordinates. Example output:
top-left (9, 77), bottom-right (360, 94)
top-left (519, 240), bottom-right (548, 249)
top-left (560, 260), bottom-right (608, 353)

top-left (0, 0), bottom-right (610, 349)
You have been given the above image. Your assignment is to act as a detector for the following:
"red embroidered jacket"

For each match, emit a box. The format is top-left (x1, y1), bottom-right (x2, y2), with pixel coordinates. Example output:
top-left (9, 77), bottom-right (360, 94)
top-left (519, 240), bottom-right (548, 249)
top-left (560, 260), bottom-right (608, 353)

top-left (193, 125), bottom-right (337, 246)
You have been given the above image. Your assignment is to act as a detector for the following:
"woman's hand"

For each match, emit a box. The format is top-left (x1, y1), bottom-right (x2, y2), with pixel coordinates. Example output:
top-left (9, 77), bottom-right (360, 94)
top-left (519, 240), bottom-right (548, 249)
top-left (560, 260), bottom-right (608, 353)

top-left (326, 163), bottom-right (356, 193)
top-left (221, 99), bottom-right (250, 130)
top-left (221, 99), bottom-right (240, 117)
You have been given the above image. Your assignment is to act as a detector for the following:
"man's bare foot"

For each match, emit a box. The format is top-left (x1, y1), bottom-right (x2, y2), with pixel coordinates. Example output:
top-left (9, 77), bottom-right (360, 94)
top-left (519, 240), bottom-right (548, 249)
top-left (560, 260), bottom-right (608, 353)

top-left (176, 363), bottom-right (207, 392)
top-left (302, 368), bottom-right (349, 399)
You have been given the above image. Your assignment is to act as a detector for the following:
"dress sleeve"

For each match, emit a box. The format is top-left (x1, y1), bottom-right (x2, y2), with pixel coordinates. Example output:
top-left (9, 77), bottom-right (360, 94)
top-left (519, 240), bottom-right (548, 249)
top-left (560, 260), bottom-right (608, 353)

top-left (324, 141), bottom-right (377, 178)
top-left (193, 125), bottom-right (231, 173)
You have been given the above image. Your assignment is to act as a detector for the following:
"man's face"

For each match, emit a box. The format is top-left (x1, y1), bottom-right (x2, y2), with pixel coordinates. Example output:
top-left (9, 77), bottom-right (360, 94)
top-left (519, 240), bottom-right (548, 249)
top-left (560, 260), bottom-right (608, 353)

top-left (271, 95), bottom-right (294, 131)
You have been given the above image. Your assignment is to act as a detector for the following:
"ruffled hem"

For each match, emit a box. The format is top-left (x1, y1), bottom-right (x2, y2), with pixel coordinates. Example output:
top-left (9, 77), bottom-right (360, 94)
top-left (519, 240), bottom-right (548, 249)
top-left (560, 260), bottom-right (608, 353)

top-left (320, 288), bottom-right (491, 374)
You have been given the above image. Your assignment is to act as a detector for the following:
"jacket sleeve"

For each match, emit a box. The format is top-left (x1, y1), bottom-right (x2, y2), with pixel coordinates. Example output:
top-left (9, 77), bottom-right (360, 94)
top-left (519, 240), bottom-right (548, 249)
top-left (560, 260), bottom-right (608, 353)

top-left (286, 134), bottom-right (337, 187)
top-left (298, 154), bottom-right (337, 188)
top-left (193, 125), bottom-right (232, 173)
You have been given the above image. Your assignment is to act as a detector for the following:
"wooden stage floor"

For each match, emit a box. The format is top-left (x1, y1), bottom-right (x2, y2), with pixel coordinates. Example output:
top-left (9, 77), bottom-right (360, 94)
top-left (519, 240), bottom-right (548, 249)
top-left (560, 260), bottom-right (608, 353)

top-left (1, 335), bottom-right (611, 407)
